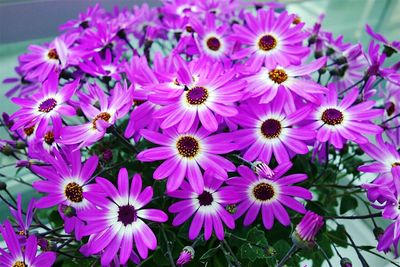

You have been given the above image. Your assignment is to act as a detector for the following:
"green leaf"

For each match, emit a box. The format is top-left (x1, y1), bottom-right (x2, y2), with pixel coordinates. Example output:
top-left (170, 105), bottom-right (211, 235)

top-left (340, 195), bottom-right (358, 214)
top-left (152, 249), bottom-right (170, 266)
top-left (239, 243), bottom-right (265, 262)
top-left (48, 210), bottom-right (63, 228)
top-left (273, 240), bottom-right (291, 260)
top-left (246, 227), bottom-right (269, 246)
top-left (200, 246), bottom-right (220, 261)
top-left (327, 225), bottom-right (348, 248)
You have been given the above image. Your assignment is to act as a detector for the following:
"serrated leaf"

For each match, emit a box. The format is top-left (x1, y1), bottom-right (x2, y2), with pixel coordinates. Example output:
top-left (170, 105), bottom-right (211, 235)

top-left (340, 195), bottom-right (358, 214)
top-left (246, 227), bottom-right (268, 246)
top-left (239, 243), bottom-right (266, 262)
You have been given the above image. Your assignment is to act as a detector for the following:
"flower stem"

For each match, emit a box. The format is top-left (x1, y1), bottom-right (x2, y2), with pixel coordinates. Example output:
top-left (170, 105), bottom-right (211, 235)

top-left (277, 244), bottom-right (299, 267)
top-left (222, 239), bottom-right (241, 267)
top-left (325, 212), bottom-right (381, 220)
top-left (160, 226), bottom-right (176, 267)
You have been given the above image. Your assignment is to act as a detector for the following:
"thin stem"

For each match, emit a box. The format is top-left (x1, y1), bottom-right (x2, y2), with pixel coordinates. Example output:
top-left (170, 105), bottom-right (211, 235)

top-left (316, 242), bottom-right (333, 267)
top-left (4, 188), bottom-right (17, 204)
top-left (110, 127), bottom-right (138, 153)
top-left (340, 224), bottom-right (369, 267)
top-left (160, 226), bottom-right (176, 267)
top-left (0, 193), bottom-right (17, 210)
top-left (381, 113), bottom-right (400, 124)
top-left (222, 239), bottom-right (241, 267)
top-left (325, 212), bottom-right (381, 220)
top-left (277, 244), bottom-right (299, 267)
top-left (339, 78), bottom-right (365, 95)
top-left (331, 242), bottom-right (343, 259)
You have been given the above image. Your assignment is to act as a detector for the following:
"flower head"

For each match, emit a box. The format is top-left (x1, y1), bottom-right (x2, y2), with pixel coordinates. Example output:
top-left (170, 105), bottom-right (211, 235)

top-left (176, 246), bottom-right (195, 266)
top-left (0, 220), bottom-right (56, 267)
top-left (225, 162), bottom-right (312, 229)
top-left (80, 168), bottom-right (168, 265)
top-left (168, 170), bottom-right (236, 240)
top-left (292, 211), bottom-right (324, 248)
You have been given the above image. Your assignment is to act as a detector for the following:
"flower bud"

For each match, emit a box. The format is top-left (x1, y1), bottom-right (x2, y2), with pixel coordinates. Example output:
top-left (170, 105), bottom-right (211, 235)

top-left (292, 211), bottom-right (324, 249)
top-left (0, 181), bottom-right (7, 190)
top-left (102, 149), bottom-right (113, 162)
top-left (373, 227), bottom-right (384, 241)
top-left (383, 45), bottom-right (396, 57)
top-left (15, 141), bottom-right (26, 149)
top-left (60, 205), bottom-right (77, 218)
top-left (177, 246), bottom-right (195, 266)
top-left (1, 143), bottom-right (13, 155)
top-left (314, 51), bottom-right (323, 59)
top-left (340, 257), bottom-right (352, 267)
top-left (226, 204), bottom-right (237, 214)
top-left (251, 161), bottom-right (274, 179)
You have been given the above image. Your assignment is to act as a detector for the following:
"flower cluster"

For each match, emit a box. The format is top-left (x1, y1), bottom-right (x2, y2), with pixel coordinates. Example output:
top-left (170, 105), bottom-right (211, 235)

top-left (1, 1), bottom-right (399, 266)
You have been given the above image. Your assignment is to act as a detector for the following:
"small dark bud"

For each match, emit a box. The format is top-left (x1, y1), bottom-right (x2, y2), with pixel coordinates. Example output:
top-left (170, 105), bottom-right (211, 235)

top-left (79, 21), bottom-right (89, 29)
top-left (355, 148), bottom-right (364, 155)
top-left (15, 141), bottom-right (26, 149)
top-left (340, 257), bottom-right (352, 267)
top-left (329, 68), bottom-right (339, 76)
top-left (61, 205), bottom-right (77, 218)
top-left (38, 238), bottom-right (56, 251)
top-left (117, 29), bottom-right (127, 39)
top-left (103, 149), bottom-right (113, 162)
top-left (318, 67), bottom-right (327, 74)
top-left (373, 227), bottom-right (384, 241)
top-left (226, 204), bottom-right (237, 214)
top-left (326, 47), bottom-right (335, 56)
top-left (314, 51), bottom-right (323, 59)
top-left (1, 144), bottom-right (13, 155)
top-left (383, 45), bottom-right (396, 57)
top-left (335, 56), bottom-right (348, 65)
top-left (308, 35), bottom-right (317, 45)
top-left (0, 181), bottom-right (7, 190)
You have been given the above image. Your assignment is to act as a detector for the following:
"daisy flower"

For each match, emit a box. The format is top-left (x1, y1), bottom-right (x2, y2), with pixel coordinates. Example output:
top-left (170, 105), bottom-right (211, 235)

top-left (309, 85), bottom-right (383, 149)
top-left (225, 163), bottom-right (312, 229)
top-left (10, 72), bottom-right (79, 137)
top-left (168, 170), bottom-right (236, 240)
top-left (0, 220), bottom-right (56, 267)
top-left (137, 124), bottom-right (236, 194)
top-left (9, 194), bottom-right (35, 239)
top-left (61, 82), bottom-right (133, 148)
top-left (231, 8), bottom-right (309, 70)
top-left (151, 57), bottom-right (244, 133)
top-left (31, 147), bottom-right (99, 239)
top-left (79, 168), bottom-right (168, 265)
top-left (191, 13), bottom-right (231, 62)
top-left (233, 96), bottom-right (314, 164)
top-left (358, 134), bottom-right (400, 177)
top-left (244, 57), bottom-right (327, 104)
top-left (366, 24), bottom-right (400, 56)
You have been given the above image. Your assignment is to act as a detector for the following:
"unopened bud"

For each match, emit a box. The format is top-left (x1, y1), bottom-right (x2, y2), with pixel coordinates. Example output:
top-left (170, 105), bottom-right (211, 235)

top-left (1, 144), bottom-right (13, 155)
top-left (177, 246), bottom-right (194, 266)
top-left (314, 51), bottom-right (323, 59)
top-left (61, 205), bottom-right (77, 218)
top-left (326, 47), bottom-right (335, 56)
top-left (373, 227), bottom-right (384, 241)
top-left (340, 257), bottom-right (352, 267)
top-left (383, 45), bottom-right (396, 57)
top-left (102, 149), bottom-right (113, 162)
top-left (0, 182), bottom-right (7, 190)
top-left (252, 161), bottom-right (274, 179)
top-left (335, 56), bottom-right (347, 65)
top-left (15, 141), bottom-right (26, 149)
top-left (226, 204), bottom-right (237, 214)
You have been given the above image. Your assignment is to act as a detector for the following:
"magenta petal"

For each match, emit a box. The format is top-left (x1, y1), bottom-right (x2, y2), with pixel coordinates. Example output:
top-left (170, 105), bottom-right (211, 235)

top-left (137, 209), bottom-right (168, 222)
top-left (189, 212), bottom-right (205, 240)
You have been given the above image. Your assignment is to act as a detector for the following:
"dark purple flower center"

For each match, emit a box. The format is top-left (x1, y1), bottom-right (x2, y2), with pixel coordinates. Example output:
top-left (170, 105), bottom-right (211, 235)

top-left (321, 108), bottom-right (344, 125)
top-left (269, 69), bottom-right (288, 84)
top-left (261, 119), bottom-right (282, 139)
top-left (44, 131), bottom-right (55, 145)
top-left (177, 136), bottom-right (200, 158)
top-left (206, 37), bottom-right (221, 51)
top-left (92, 112), bottom-right (111, 129)
top-left (23, 126), bottom-right (35, 136)
top-left (47, 48), bottom-right (59, 60)
top-left (186, 26), bottom-right (194, 33)
top-left (198, 191), bottom-right (213, 206)
top-left (38, 98), bottom-right (57, 113)
top-left (293, 16), bottom-right (301, 25)
top-left (253, 182), bottom-right (275, 201)
top-left (118, 205), bottom-right (137, 226)
top-left (258, 34), bottom-right (277, 51)
top-left (13, 261), bottom-right (26, 267)
top-left (64, 182), bottom-right (83, 203)
top-left (186, 86), bottom-right (208, 105)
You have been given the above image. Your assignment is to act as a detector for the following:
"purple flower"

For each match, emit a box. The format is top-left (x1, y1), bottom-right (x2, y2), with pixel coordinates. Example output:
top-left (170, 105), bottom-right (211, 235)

top-left (366, 24), bottom-right (400, 55)
top-left (233, 96), bottom-right (314, 164)
top-left (0, 220), bottom-right (56, 267)
top-left (79, 49), bottom-right (122, 81)
top-left (168, 170), bottom-right (235, 240)
top-left (225, 163), bottom-right (312, 229)
top-left (9, 194), bottom-right (35, 239)
top-left (359, 135), bottom-right (400, 177)
top-left (293, 211), bottom-right (324, 242)
top-left (61, 82), bottom-right (132, 148)
top-left (151, 57), bottom-right (244, 133)
top-left (231, 9), bottom-right (309, 70)
top-left (80, 168), bottom-right (168, 265)
top-left (309, 85), bottom-right (383, 149)
top-left (244, 56), bottom-right (327, 104)
top-left (31, 147), bottom-right (99, 239)
top-left (137, 125), bottom-right (236, 193)
top-left (10, 72), bottom-right (79, 137)
top-left (176, 246), bottom-right (195, 266)
top-left (191, 14), bottom-right (232, 62)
